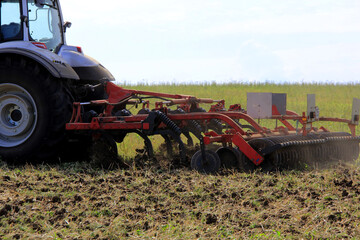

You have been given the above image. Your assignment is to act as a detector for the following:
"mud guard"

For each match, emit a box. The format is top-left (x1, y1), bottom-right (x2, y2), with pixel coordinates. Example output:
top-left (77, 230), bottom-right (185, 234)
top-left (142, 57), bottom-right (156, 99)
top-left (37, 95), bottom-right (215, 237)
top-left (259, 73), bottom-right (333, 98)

top-left (0, 48), bottom-right (79, 80)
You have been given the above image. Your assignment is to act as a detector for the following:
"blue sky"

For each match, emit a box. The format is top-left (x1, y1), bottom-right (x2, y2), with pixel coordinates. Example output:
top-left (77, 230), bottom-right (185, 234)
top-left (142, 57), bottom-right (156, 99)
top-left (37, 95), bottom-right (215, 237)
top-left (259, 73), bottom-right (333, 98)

top-left (61, 0), bottom-right (360, 84)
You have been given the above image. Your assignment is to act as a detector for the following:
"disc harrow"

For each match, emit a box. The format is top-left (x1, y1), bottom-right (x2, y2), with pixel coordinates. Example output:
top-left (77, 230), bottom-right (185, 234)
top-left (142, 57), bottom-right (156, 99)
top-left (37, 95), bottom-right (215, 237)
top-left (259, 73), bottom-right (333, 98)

top-left (66, 82), bottom-right (360, 173)
top-left (249, 132), bottom-right (360, 171)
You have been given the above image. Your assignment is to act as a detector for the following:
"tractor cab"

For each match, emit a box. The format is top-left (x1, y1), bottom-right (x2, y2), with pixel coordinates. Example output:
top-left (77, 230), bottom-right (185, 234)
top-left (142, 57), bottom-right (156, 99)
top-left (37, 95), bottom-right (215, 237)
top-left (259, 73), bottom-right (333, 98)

top-left (0, 0), bottom-right (115, 83)
top-left (0, 0), bottom-right (65, 52)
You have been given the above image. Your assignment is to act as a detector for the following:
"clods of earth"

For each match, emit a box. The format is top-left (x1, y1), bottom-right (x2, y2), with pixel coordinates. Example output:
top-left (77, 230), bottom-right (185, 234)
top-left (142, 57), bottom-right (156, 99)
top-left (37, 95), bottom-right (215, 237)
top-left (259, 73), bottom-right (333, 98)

top-left (1, 162), bottom-right (360, 239)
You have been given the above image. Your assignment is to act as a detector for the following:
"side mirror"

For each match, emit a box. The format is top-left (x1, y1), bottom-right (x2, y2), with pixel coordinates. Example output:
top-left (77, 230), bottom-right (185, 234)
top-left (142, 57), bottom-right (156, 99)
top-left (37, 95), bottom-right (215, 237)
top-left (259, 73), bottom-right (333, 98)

top-left (63, 21), bottom-right (72, 32)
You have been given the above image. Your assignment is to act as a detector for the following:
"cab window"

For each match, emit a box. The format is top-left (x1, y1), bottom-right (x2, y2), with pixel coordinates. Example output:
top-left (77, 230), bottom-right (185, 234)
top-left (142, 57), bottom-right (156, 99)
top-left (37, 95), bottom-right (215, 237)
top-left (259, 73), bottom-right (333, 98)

top-left (0, 0), bottom-right (22, 42)
top-left (28, 0), bottom-right (63, 51)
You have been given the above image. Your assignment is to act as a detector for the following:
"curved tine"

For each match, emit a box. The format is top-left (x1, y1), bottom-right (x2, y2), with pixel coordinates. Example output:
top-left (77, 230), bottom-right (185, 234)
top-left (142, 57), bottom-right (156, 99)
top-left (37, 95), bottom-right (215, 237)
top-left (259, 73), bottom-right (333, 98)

top-left (178, 126), bottom-right (194, 146)
top-left (167, 131), bottom-right (187, 164)
top-left (182, 130), bottom-right (194, 146)
top-left (161, 134), bottom-right (174, 157)
top-left (133, 130), bottom-right (154, 159)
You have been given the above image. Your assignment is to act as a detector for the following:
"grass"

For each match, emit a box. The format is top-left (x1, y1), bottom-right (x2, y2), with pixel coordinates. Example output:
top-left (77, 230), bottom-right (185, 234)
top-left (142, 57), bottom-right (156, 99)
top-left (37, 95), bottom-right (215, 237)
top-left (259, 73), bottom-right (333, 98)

top-left (1, 83), bottom-right (360, 239)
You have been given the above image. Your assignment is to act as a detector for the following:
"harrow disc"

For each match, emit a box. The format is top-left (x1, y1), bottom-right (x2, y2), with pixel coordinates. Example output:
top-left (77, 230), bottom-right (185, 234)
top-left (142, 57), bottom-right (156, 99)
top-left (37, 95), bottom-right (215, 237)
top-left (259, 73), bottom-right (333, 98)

top-left (258, 132), bottom-right (360, 170)
top-left (236, 148), bottom-right (256, 172)
top-left (216, 147), bottom-right (240, 169)
top-left (191, 150), bottom-right (221, 174)
top-left (247, 138), bottom-right (279, 171)
top-left (319, 132), bottom-right (360, 163)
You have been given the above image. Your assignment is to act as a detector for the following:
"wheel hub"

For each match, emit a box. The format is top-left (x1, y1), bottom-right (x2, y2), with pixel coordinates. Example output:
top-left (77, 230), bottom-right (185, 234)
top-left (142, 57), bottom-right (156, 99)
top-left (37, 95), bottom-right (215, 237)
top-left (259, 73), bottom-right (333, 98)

top-left (10, 108), bottom-right (23, 123)
top-left (0, 84), bottom-right (37, 147)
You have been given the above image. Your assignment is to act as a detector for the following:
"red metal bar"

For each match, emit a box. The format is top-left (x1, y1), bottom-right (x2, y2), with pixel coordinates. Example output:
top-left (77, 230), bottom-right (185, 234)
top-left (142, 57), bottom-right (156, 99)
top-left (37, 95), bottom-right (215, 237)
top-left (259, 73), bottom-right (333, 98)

top-left (349, 124), bottom-right (357, 136)
top-left (318, 117), bottom-right (352, 124)
top-left (161, 98), bottom-right (222, 105)
top-left (271, 115), bottom-right (352, 124)
top-left (219, 112), bottom-right (265, 133)
top-left (286, 110), bottom-right (300, 116)
top-left (166, 113), bottom-right (246, 134)
top-left (106, 82), bottom-right (193, 104)
top-left (272, 105), bottom-right (296, 131)
top-left (204, 131), bottom-right (233, 144)
top-left (203, 135), bottom-right (233, 145)
top-left (66, 121), bottom-right (148, 130)
top-left (233, 133), bottom-right (263, 166)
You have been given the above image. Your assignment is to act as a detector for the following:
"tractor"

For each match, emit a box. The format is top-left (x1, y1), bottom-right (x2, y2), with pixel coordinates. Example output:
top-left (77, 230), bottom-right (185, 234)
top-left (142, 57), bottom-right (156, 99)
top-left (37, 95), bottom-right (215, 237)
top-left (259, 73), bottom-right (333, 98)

top-left (0, 0), bottom-right (114, 162)
top-left (1, 0), bottom-right (360, 172)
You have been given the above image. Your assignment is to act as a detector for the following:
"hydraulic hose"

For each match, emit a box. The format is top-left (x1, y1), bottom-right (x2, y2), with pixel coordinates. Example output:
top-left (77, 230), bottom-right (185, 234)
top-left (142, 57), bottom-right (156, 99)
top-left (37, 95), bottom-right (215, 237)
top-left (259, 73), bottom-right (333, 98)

top-left (173, 108), bottom-right (203, 137)
top-left (154, 110), bottom-right (182, 136)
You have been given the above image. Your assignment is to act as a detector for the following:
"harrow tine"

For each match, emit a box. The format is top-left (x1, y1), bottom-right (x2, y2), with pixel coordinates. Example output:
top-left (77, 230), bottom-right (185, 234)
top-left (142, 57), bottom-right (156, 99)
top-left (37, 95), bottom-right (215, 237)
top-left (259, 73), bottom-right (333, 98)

top-left (161, 134), bottom-right (174, 157)
top-left (166, 131), bottom-right (187, 165)
top-left (133, 130), bottom-right (154, 160)
top-left (182, 130), bottom-right (194, 146)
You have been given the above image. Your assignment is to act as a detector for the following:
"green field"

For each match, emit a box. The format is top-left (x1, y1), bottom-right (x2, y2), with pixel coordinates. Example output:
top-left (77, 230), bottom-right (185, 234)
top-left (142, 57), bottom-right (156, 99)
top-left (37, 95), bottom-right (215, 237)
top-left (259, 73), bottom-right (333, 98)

top-left (1, 83), bottom-right (360, 239)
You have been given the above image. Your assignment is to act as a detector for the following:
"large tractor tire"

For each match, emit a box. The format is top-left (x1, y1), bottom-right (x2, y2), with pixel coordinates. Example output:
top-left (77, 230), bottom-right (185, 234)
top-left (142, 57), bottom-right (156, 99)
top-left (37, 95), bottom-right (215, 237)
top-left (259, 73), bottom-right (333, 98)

top-left (0, 55), bottom-right (72, 163)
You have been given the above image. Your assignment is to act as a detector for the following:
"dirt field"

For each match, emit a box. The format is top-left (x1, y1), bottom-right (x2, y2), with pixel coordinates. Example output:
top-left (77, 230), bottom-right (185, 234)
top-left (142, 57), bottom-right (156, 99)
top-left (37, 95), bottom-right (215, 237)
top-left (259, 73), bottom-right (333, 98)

top-left (1, 161), bottom-right (360, 239)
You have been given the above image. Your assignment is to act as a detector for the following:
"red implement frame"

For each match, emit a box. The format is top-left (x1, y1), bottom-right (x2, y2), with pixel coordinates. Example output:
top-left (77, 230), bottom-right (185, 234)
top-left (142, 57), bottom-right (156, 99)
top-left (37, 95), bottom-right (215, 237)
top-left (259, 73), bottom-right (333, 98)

top-left (66, 82), bottom-right (358, 166)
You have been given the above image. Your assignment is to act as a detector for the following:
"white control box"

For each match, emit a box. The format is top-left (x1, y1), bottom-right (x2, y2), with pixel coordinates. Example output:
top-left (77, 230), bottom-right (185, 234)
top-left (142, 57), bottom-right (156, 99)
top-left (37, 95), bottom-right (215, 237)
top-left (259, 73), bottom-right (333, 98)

top-left (247, 93), bottom-right (287, 119)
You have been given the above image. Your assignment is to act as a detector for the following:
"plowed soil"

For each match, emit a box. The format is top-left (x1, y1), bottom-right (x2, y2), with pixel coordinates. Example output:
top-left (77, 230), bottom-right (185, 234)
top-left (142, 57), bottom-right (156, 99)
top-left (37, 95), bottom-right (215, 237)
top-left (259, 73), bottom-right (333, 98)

top-left (1, 161), bottom-right (360, 239)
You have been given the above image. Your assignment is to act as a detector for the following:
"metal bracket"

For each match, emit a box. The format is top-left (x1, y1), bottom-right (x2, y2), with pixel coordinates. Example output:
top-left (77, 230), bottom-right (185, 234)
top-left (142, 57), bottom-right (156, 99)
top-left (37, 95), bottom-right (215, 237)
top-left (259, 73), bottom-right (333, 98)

top-left (142, 112), bottom-right (158, 134)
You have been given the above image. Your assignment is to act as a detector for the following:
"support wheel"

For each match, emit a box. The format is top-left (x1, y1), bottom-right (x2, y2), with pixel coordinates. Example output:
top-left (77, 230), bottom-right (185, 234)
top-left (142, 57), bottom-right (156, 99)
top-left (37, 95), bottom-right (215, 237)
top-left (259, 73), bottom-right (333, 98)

top-left (191, 150), bottom-right (221, 174)
top-left (216, 147), bottom-right (239, 169)
top-left (0, 55), bottom-right (72, 162)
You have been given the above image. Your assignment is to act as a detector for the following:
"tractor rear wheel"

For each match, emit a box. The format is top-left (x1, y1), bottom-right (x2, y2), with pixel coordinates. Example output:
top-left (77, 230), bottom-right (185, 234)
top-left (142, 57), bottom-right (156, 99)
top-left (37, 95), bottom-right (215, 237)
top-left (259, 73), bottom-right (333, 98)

top-left (0, 55), bottom-right (72, 163)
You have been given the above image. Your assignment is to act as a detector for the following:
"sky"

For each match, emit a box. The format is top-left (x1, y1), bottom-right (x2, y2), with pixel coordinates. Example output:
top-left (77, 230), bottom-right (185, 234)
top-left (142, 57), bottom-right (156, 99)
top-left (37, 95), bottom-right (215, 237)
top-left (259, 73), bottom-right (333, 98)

top-left (60, 0), bottom-right (360, 85)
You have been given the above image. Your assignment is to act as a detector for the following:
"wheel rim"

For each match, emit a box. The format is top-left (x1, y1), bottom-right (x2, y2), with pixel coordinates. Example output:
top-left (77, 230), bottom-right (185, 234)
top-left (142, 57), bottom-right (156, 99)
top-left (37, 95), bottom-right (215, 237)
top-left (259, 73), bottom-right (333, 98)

top-left (0, 83), bottom-right (38, 147)
top-left (216, 147), bottom-right (239, 169)
top-left (191, 150), bottom-right (221, 174)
